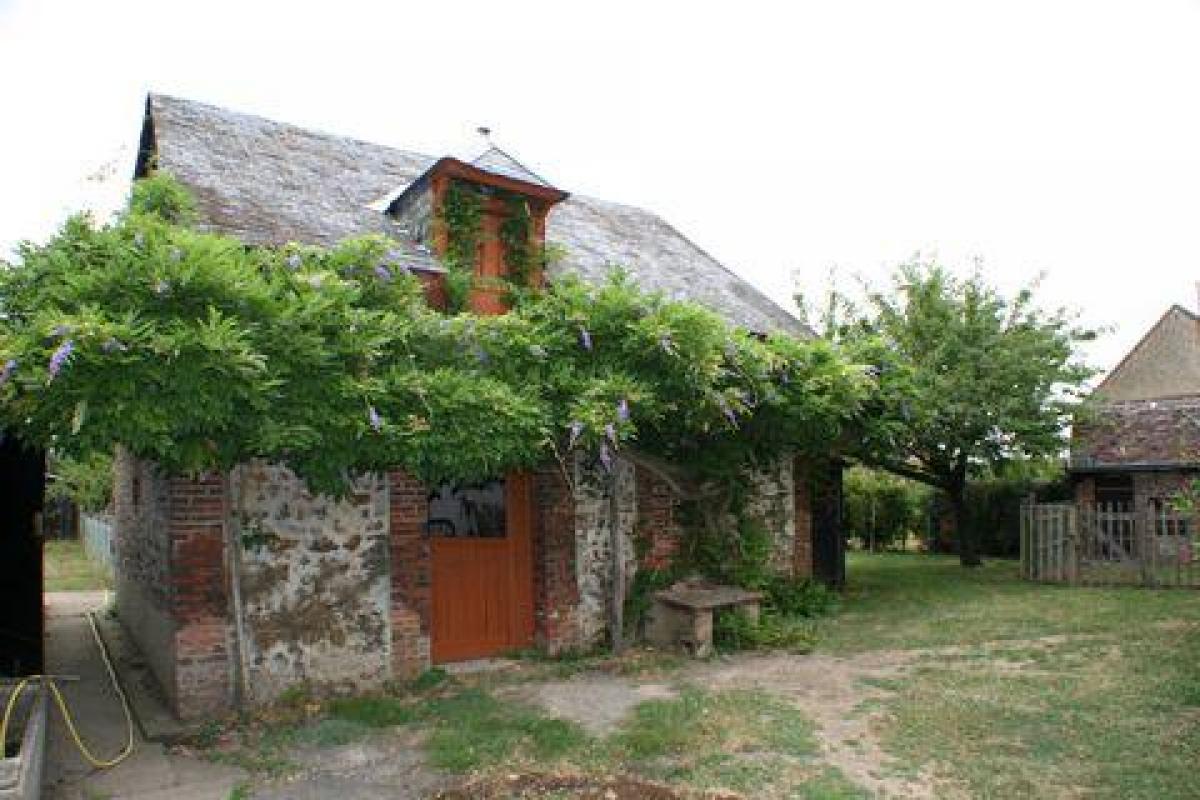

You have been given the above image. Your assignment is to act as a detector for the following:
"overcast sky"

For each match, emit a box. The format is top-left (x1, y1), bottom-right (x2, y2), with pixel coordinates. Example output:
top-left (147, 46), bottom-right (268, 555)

top-left (3, 0), bottom-right (1199, 376)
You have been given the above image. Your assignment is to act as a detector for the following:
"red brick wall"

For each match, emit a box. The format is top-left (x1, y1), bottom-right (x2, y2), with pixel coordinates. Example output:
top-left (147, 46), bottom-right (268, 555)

top-left (793, 459), bottom-right (814, 578)
top-left (533, 465), bottom-right (579, 653)
top-left (167, 472), bottom-right (233, 719)
top-left (388, 471), bottom-right (431, 678)
top-left (635, 465), bottom-right (682, 570)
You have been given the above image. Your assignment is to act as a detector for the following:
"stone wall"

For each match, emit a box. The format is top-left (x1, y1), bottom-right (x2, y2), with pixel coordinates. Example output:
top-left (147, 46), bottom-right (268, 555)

top-left (229, 463), bottom-right (392, 701)
top-left (112, 448), bottom-right (176, 705)
top-left (572, 456), bottom-right (638, 648)
top-left (743, 459), bottom-right (797, 574)
top-left (793, 458), bottom-right (814, 578)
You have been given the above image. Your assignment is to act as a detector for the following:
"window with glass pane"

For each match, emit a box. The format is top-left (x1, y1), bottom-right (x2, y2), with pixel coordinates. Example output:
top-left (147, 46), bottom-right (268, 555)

top-left (426, 480), bottom-right (506, 538)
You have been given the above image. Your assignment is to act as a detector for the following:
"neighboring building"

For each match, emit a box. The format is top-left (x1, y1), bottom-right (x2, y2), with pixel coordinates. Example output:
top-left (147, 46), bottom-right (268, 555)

top-left (114, 94), bottom-right (843, 719)
top-left (1071, 304), bottom-right (1200, 513)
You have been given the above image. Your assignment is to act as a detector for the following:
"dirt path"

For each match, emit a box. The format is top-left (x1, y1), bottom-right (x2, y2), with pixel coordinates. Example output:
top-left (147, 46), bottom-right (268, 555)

top-left (686, 650), bottom-right (938, 799)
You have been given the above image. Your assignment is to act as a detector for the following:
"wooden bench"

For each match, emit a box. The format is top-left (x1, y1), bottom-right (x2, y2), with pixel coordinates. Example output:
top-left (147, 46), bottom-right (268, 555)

top-left (643, 583), bottom-right (762, 658)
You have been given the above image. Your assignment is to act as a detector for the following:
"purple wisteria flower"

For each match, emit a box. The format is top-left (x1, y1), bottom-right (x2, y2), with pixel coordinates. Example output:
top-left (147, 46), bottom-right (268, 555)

top-left (101, 338), bottom-right (128, 354)
top-left (604, 423), bottom-right (618, 448)
top-left (473, 346), bottom-right (490, 366)
top-left (616, 397), bottom-right (630, 422)
top-left (0, 359), bottom-right (17, 387)
top-left (567, 420), bottom-right (584, 449)
top-left (374, 265), bottom-right (393, 282)
top-left (286, 253), bottom-right (302, 270)
top-left (48, 340), bottom-right (74, 380)
top-left (578, 326), bottom-right (593, 352)
top-left (368, 406), bottom-right (383, 432)
top-left (599, 442), bottom-right (613, 472)
top-left (50, 324), bottom-right (72, 339)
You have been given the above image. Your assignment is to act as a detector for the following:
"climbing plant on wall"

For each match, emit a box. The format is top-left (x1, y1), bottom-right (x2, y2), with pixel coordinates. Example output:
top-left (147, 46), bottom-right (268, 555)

top-left (0, 174), bottom-right (873, 504)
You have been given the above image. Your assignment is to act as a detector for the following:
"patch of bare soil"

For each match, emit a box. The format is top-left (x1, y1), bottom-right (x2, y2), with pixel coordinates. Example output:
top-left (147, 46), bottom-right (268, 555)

top-left (499, 676), bottom-right (678, 735)
top-left (438, 772), bottom-right (738, 799)
top-left (687, 650), bottom-right (944, 799)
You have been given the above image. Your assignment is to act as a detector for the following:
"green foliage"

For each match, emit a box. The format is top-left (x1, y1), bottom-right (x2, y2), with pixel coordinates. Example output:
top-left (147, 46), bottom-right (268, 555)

top-left (0, 175), bottom-right (868, 502)
top-left (844, 467), bottom-right (930, 550)
top-left (805, 260), bottom-right (1096, 563)
top-left (948, 461), bottom-right (1070, 556)
top-left (437, 180), bottom-right (484, 313)
top-left (498, 193), bottom-right (539, 287)
top-left (712, 608), bottom-right (816, 652)
top-left (762, 575), bottom-right (839, 617)
top-left (128, 171), bottom-right (197, 225)
top-left (45, 451), bottom-right (113, 511)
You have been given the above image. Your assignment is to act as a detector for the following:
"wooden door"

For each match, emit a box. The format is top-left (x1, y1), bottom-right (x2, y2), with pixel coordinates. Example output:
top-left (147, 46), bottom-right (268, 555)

top-left (430, 473), bottom-right (534, 662)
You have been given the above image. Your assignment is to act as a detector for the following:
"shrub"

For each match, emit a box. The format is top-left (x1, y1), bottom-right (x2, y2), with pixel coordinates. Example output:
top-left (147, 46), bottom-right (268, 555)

top-left (843, 467), bottom-right (930, 550)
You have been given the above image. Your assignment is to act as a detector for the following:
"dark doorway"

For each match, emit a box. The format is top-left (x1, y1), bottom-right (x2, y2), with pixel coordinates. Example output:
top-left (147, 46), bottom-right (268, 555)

top-left (0, 431), bottom-right (45, 676)
top-left (812, 459), bottom-right (846, 589)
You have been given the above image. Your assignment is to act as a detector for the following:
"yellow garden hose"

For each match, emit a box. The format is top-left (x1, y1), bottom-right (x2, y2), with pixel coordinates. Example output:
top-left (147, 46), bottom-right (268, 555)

top-left (1, 610), bottom-right (134, 768)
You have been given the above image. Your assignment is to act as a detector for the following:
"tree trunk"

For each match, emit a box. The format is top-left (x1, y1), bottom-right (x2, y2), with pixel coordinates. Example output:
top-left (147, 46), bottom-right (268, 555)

top-left (949, 469), bottom-right (981, 567)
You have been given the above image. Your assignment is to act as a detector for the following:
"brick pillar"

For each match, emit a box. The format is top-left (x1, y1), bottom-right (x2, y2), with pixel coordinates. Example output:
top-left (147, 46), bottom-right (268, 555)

top-left (533, 465), bottom-right (579, 653)
top-left (793, 458), bottom-right (814, 579)
top-left (388, 471), bottom-right (431, 679)
top-left (634, 465), bottom-right (682, 570)
top-left (167, 472), bottom-right (233, 719)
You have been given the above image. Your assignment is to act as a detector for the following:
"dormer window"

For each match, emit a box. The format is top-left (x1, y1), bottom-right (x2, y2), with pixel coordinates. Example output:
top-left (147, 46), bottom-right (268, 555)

top-left (386, 149), bottom-right (567, 315)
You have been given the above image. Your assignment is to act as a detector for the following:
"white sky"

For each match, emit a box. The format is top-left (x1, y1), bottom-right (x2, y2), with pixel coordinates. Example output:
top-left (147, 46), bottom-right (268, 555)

top-left (3, 0), bottom-right (1200, 376)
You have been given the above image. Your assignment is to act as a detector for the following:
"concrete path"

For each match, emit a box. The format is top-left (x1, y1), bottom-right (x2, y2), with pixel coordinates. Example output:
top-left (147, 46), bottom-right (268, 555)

top-left (41, 592), bottom-right (246, 800)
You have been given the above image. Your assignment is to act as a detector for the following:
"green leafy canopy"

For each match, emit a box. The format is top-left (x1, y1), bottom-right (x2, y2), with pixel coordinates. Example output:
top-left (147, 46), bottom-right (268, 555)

top-left (0, 175), bottom-right (870, 496)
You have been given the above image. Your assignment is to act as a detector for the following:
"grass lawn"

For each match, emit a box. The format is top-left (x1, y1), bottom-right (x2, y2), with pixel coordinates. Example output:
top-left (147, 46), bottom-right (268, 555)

top-left (825, 553), bottom-right (1200, 799)
top-left (206, 553), bottom-right (1200, 798)
top-left (43, 538), bottom-right (111, 591)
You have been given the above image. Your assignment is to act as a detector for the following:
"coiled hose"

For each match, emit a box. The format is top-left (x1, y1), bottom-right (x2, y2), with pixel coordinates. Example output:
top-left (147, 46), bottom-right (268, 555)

top-left (0, 610), bottom-right (134, 768)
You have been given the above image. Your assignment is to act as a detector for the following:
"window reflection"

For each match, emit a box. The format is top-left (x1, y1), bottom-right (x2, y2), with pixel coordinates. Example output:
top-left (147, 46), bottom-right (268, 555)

top-left (427, 480), bottom-right (506, 538)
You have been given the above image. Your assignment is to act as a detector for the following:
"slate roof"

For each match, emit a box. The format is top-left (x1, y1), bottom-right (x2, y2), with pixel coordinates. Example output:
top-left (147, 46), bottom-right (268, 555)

top-left (1071, 395), bottom-right (1200, 471)
top-left (471, 146), bottom-right (552, 187)
top-left (137, 94), bottom-right (806, 336)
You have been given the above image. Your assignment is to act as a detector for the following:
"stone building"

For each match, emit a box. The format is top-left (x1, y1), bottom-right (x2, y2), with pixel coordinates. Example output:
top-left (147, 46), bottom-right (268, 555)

top-left (114, 94), bottom-right (844, 719)
top-left (1071, 304), bottom-right (1200, 512)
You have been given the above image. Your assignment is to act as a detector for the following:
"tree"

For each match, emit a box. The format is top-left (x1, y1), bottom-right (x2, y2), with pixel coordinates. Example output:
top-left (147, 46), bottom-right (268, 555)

top-left (803, 260), bottom-right (1096, 566)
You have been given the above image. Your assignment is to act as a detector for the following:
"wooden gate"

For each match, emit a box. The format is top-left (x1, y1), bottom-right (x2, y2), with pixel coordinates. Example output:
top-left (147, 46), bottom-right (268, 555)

top-left (1021, 502), bottom-right (1199, 588)
top-left (430, 473), bottom-right (534, 662)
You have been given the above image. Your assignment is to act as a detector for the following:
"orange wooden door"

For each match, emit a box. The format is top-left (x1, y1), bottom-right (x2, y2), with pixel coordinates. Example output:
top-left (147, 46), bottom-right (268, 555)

top-left (430, 473), bottom-right (534, 662)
